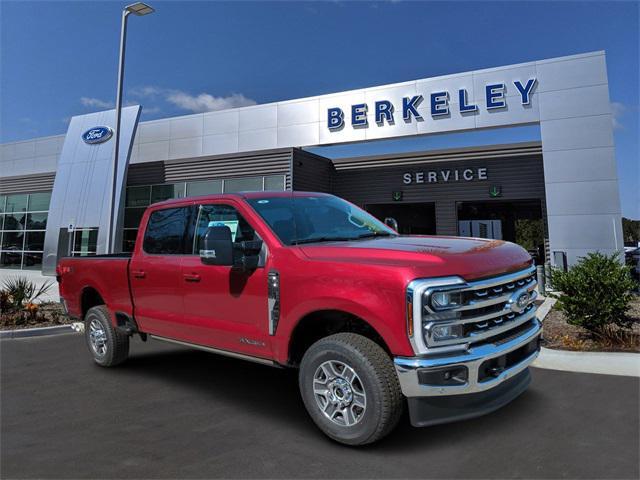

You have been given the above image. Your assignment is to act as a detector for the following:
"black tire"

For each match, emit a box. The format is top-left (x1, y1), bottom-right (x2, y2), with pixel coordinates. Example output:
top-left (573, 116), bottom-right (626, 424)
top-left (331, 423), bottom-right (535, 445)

top-left (298, 333), bottom-right (404, 446)
top-left (84, 305), bottom-right (129, 367)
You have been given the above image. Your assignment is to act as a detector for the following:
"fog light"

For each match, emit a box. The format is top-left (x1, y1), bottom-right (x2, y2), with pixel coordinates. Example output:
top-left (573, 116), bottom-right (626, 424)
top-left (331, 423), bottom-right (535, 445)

top-left (430, 290), bottom-right (462, 309)
top-left (431, 323), bottom-right (464, 341)
top-left (418, 366), bottom-right (468, 386)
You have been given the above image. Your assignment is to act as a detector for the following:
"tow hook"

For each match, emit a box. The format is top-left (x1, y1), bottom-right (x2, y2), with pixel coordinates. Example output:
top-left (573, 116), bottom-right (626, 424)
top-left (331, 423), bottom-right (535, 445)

top-left (488, 366), bottom-right (505, 377)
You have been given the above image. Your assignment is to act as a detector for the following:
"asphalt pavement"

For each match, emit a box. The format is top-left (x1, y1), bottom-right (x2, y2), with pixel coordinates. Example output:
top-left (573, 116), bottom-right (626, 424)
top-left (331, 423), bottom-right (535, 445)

top-left (1, 334), bottom-right (638, 479)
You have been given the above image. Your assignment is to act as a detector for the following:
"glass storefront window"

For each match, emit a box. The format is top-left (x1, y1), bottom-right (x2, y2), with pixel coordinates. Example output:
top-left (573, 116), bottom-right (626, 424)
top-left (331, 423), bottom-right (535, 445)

top-left (0, 191), bottom-right (51, 270)
top-left (122, 229), bottom-right (138, 252)
top-left (186, 180), bottom-right (223, 196)
top-left (0, 251), bottom-right (22, 269)
top-left (27, 192), bottom-right (51, 211)
top-left (72, 228), bottom-right (98, 256)
top-left (25, 231), bottom-right (45, 251)
top-left (264, 175), bottom-right (286, 191)
top-left (22, 252), bottom-right (43, 270)
top-left (119, 176), bottom-right (286, 249)
top-left (2, 213), bottom-right (25, 230)
top-left (5, 194), bottom-right (28, 213)
top-left (224, 177), bottom-right (263, 193)
top-left (126, 186), bottom-right (151, 207)
top-left (124, 207), bottom-right (146, 229)
top-left (27, 212), bottom-right (48, 230)
top-left (151, 183), bottom-right (185, 204)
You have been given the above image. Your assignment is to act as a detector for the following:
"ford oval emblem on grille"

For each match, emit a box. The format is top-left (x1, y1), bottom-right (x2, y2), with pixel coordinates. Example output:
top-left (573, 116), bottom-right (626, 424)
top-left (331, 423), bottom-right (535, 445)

top-left (82, 126), bottom-right (113, 144)
top-left (510, 292), bottom-right (530, 313)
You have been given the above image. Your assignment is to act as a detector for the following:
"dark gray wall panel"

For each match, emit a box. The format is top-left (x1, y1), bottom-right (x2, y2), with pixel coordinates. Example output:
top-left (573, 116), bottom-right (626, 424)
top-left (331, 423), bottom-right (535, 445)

top-left (163, 149), bottom-right (293, 184)
top-left (0, 173), bottom-right (56, 194)
top-left (126, 162), bottom-right (166, 186)
top-left (292, 149), bottom-right (335, 193)
top-left (332, 153), bottom-right (546, 236)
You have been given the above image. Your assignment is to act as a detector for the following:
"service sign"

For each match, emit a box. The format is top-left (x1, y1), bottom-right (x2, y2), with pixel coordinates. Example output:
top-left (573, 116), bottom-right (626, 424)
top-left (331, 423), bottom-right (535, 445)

top-left (81, 126), bottom-right (113, 144)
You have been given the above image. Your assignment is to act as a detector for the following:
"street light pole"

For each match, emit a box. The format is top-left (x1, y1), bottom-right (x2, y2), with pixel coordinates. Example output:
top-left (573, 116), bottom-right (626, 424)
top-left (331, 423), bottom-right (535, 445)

top-left (107, 2), bottom-right (154, 253)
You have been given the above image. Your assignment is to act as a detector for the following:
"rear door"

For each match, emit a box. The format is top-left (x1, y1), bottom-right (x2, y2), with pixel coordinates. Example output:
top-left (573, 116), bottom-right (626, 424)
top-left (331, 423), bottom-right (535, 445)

top-left (179, 201), bottom-right (271, 359)
top-left (129, 206), bottom-right (193, 337)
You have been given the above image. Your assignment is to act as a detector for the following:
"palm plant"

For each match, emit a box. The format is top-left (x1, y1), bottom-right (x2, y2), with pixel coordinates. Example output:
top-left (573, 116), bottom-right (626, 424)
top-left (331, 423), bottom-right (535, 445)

top-left (1, 277), bottom-right (54, 311)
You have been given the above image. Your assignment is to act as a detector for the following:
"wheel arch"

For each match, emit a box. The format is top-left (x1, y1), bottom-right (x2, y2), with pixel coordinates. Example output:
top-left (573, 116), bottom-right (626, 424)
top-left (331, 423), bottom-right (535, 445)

top-left (287, 309), bottom-right (391, 367)
top-left (80, 286), bottom-right (105, 320)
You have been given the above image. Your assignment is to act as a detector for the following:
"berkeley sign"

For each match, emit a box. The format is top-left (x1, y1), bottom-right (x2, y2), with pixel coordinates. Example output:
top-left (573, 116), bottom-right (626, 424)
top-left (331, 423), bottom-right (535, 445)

top-left (327, 78), bottom-right (537, 130)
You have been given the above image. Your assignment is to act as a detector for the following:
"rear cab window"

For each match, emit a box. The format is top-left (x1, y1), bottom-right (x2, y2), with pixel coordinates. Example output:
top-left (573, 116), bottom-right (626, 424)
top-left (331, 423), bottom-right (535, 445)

top-left (143, 206), bottom-right (193, 255)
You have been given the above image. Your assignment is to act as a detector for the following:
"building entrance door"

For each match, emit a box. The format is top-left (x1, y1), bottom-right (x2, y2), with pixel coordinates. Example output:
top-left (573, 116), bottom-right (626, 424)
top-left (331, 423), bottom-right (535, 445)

top-left (457, 200), bottom-right (545, 264)
top-left (365, 203), bottom-right (436, 235)
top-left (458, 220), bottom-right (503, 240)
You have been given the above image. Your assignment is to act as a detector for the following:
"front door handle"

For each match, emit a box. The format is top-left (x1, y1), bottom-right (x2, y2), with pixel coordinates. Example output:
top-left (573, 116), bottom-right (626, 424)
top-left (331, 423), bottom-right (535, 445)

top-left (183, 273), bottom-right (201, 283)
top-left (132, 270), bottom-right (146, 279)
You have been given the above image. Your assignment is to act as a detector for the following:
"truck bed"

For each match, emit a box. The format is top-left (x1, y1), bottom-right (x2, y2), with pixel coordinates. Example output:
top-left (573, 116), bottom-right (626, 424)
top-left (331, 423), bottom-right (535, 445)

top-left (57, 254), bottom-right (134, 320)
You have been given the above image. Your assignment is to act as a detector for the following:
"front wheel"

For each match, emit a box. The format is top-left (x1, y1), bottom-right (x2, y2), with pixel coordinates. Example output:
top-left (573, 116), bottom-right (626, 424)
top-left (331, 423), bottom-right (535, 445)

top-left (84, 305), bottom-right (129, 367)
top-left (298, 333), bottom-right (404, 445)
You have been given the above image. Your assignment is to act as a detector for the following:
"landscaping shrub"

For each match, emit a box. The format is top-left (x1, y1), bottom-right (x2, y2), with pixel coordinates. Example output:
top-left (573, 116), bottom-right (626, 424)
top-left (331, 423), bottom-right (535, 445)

top-left (550, 252), bottom-right (636, 334)
top-left (1, 276), bottom-right (54, 311)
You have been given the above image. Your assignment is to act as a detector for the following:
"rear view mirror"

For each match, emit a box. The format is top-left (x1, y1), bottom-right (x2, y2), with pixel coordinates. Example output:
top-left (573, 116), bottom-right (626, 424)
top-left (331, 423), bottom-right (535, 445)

top-left (200, 226), bottom-right (233, 266)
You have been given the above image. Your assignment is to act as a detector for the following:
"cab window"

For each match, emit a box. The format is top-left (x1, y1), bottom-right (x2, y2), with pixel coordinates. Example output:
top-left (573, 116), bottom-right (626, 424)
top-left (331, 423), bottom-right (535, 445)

top-left (192, 204), bottom-right (257, 254)
top-left (143, 207), bottom-right (192, 255)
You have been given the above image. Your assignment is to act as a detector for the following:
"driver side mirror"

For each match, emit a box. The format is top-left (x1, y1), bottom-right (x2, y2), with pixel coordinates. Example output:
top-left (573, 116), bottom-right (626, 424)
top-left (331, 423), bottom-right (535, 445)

top-left (200, 226), bottom-right (233, 266)
top-left (384, 217), bottom-right (399, 232)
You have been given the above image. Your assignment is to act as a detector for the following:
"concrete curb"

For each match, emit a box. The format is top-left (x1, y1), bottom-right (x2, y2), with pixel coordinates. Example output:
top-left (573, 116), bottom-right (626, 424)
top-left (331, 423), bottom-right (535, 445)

top-left (0, 323), bottom-right (81, 339)
top-left (533, 296), bottom-right (639, 377)
top-left (533, 347), bottom-right (639, 377)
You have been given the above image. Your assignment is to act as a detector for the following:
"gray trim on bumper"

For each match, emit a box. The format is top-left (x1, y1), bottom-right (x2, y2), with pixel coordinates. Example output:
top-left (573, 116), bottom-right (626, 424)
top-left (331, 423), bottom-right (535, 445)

top-left (394, 318), bottom-right (542, 397)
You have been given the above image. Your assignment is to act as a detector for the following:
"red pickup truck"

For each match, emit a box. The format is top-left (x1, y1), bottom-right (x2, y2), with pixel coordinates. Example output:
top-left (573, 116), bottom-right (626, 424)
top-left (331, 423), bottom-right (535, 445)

top-left (57, 192), bottom-right (541, 445)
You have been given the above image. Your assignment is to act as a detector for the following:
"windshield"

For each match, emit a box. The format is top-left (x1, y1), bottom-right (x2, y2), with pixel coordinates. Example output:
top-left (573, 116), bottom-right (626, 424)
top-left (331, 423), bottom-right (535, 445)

top-left (246, 195), bottom-right (397, 245)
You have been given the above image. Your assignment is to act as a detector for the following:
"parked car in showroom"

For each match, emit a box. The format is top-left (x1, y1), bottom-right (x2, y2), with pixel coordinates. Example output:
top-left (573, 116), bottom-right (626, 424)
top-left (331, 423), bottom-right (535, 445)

top-left (57, 192), bottom-right (541, 445)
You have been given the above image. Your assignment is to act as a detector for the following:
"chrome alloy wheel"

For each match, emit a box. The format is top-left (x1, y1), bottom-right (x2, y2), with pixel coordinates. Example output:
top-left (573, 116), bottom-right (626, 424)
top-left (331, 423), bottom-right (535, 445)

top-left (88, 319), bottom-right (107, 357)
top-left (313, 360), bottom-right (367, 427)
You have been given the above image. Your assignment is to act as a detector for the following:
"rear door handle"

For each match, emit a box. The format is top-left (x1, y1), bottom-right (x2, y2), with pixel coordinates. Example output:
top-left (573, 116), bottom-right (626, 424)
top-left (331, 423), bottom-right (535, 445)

top-left (183, 273), bottom-right (201, 283)
top-left (132, 270), bottom-right (146, 279)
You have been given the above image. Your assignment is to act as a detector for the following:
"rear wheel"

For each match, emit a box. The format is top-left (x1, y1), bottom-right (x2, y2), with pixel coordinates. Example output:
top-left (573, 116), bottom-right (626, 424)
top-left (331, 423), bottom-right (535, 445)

top-left (299, 333), bottom-right (404, 445)
top-left (84, 305), bottom-right (129, 367)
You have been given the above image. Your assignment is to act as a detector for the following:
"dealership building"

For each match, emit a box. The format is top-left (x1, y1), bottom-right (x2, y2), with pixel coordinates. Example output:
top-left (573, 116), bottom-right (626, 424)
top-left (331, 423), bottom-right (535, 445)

top-left (0, 51), bottom-right (624, 284)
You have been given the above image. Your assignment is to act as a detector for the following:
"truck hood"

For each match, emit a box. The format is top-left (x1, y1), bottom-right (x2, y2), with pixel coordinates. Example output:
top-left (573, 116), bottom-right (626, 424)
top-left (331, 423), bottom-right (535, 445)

top-left (299, 235), bottom-right (532, 281)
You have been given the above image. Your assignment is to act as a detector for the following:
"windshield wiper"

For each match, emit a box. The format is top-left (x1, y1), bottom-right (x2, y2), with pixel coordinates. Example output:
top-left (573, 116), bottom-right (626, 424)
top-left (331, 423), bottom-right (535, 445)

top-left (291, 236), bottom-right (355, 245)
top-left (291, 232), bottom-right (395, 245)
top-left (355, 232), bottom-right (395, 240)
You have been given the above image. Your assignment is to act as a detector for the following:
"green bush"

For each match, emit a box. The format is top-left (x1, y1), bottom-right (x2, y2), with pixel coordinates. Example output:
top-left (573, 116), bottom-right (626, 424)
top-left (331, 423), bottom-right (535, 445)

top-left (550, 252), bottom-right (636, 333)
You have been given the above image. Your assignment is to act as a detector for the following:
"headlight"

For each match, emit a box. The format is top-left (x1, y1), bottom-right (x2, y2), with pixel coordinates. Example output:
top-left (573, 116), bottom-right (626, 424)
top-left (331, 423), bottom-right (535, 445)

top-left (429, 290), bottom-right (462, 310)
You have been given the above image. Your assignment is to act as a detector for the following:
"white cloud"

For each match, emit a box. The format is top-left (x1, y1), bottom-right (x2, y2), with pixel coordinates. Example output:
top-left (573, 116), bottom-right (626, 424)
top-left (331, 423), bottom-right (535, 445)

top-left (80, 97), bottom-right (114, 109)
top-left (129, 85), bottom-right (256, 114)
top-left (611, 101), bottom-right (625, 130)
top-left (129, 86), bottom-right (163, 98)
top-left (165, 91), bottom-right (256, 113)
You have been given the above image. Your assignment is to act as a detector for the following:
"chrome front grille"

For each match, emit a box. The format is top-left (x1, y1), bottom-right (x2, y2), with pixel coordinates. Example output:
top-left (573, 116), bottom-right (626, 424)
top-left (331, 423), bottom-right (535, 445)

top-left (422, 266), bottom-right (538, 348)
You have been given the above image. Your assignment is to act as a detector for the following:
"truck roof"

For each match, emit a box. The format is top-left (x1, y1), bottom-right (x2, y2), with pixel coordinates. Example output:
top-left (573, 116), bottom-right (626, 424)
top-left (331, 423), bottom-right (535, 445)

top-left (149, 190), bottom-right (332, 208)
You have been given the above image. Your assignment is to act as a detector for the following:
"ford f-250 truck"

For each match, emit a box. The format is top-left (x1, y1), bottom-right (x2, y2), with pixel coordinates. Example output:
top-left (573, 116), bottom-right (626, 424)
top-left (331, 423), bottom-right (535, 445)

top-left (57, 191), bottom-right (541, 445)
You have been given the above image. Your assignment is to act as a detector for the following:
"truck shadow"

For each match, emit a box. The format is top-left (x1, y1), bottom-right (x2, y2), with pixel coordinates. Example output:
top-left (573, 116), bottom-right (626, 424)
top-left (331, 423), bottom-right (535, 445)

top-left (121, 341), bottom-right (546, 453)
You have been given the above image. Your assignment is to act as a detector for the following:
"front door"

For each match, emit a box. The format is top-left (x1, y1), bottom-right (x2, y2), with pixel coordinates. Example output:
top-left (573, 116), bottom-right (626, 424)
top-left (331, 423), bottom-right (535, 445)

top-left (129, 206), bottom-right (191, 337)
top-left (179, 201), bottom-right (271, 359)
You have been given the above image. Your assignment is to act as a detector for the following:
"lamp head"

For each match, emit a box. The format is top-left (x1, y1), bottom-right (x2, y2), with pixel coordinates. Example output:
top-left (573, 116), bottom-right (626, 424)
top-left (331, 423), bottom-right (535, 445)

top-left (125, 2), bottom-right (154, 16)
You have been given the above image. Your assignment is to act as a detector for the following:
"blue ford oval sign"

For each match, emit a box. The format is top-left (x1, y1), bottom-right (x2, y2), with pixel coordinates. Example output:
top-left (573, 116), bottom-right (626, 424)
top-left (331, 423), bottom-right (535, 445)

top-left (82, 126), bottom-right (113, 144)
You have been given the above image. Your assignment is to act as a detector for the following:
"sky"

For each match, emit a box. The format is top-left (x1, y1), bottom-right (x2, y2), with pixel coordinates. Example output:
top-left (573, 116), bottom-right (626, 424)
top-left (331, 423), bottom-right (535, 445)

top-left (1, 0), bottom-right (638, 218)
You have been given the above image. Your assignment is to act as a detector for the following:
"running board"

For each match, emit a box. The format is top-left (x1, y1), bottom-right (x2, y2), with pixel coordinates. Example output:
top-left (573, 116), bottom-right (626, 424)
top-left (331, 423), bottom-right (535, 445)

top-left (149, 335), bottom-right (277, 367)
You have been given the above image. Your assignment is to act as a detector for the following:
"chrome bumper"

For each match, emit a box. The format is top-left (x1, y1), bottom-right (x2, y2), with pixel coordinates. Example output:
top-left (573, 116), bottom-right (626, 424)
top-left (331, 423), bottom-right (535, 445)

top-left (394, 318), bottom-right (542, 397)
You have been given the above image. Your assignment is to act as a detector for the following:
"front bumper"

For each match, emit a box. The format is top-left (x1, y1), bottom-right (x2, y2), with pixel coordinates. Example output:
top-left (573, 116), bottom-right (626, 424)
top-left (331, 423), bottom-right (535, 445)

top-left (394, 318), bottom-right (542, 398)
